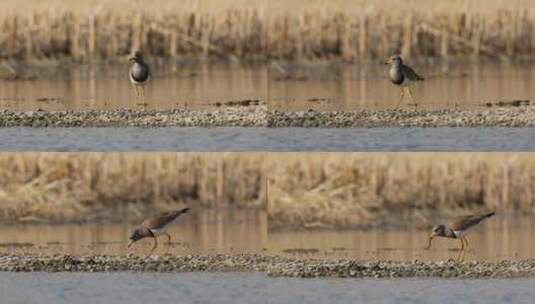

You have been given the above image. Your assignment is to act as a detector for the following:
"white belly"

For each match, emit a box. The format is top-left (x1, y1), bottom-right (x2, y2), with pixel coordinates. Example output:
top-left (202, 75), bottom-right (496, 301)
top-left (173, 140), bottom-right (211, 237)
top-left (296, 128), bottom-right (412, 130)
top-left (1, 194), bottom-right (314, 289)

top-left (150, 227), bottom-right (167, 236)
top-left (400, 77), bottom-right (411, 87)
top-left (453, 229), bottom-right (468, 238)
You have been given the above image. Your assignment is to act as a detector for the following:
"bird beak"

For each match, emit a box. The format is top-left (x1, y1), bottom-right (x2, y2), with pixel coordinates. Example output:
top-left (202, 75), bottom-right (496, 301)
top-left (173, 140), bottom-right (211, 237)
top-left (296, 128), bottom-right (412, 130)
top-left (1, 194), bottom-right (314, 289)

top-left (385, 59), bottom-right (392, 65)
top-left (425, 234), bottom-right (435, 250)
top-left (127, 240), bottom-right (135, 248)
top-left (129, 57), bottom-right (135, 62)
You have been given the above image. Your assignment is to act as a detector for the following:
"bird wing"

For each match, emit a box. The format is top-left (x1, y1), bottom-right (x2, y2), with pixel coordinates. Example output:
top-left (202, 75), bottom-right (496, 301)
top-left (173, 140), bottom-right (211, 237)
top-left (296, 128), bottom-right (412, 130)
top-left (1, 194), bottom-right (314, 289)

top-left (402, 65), bottom-right (424, 81)
top-left (142, 208), bottom-right (190, 230)
top-left (449, 212), bottom-right (494, 231)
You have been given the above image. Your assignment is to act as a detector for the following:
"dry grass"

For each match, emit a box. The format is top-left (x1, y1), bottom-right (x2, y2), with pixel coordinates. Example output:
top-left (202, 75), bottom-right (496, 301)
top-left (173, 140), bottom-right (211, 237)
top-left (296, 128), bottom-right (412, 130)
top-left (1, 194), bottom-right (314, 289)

top-left (0, 1), bottom-right (534, 62)
top-left (3, 0), bottom-right (533, 14)
top-left (267, 153), bottom-right (535, 229)
top-left (0, 153), bottom-right (266, 223)
top-left (3, 152), bottom-right (535, 228)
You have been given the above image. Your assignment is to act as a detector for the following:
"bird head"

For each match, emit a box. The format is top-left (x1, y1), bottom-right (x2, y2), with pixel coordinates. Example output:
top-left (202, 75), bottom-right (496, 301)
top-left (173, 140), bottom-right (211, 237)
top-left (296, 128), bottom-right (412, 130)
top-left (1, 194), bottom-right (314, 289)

top-left (129, 50), bottom-right (144, 63)
top-left (385, 54), bottom-right (403, 65)
top-left (127, 226), bottom-right (152, 248)
top-left (425, 224), bottom-right (446, 249)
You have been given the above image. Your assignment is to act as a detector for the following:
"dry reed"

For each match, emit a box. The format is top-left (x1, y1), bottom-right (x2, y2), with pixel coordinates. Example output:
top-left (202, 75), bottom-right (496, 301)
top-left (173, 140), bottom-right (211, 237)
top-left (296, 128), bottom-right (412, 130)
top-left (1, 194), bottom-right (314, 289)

top-left (0, 153), bottom-right (266, 223)
top-left (3, 152), bottom-right (535, 228)
top-left (0, 1), bottom-right (535, 62)
top-left (267, 153), bottom-right (535, 229)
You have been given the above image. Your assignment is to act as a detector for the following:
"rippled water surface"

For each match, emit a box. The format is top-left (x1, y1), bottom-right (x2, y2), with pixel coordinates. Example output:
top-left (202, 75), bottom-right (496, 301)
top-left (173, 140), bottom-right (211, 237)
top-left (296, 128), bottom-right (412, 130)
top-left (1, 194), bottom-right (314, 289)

top-left (0, 272), bottom-right (533, 304)
top-left (2, 127), bottom-right (535, 151)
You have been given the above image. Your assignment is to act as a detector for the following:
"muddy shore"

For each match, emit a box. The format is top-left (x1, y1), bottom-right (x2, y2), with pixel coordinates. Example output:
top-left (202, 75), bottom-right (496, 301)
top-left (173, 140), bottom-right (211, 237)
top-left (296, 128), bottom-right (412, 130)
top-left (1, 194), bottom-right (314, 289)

top-left (1, 253), bottom-right (535, 278)
top-left (1, 103), bottom-right (535, 128)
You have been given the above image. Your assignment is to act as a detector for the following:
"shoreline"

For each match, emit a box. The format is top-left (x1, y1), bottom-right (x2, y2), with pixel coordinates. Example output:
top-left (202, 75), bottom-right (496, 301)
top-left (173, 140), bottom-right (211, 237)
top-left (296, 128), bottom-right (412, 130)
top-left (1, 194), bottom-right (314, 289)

top-left (0, 104), bottom-right (535, 128)
top-left (269, 104), bottom-right (535, 128)
top-left (0, 106), bottom-right (268, 128)
top-left (1, 253), bottom-right (534, 278)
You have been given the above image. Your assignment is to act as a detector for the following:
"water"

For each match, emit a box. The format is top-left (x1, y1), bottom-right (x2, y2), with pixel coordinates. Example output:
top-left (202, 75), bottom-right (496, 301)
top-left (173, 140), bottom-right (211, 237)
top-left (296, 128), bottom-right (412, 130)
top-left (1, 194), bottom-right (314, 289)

top-left (2, 62), bottom-right (535, 111)
top-left (0, 214), bottom-right (532, 303)
top-left (2, 127), bottom-right (535, 151)
top-left (269, 62), bottom-right (535, 111)
top-left (0, 272), bottom-right (533, 304)
top-left (0, 209), bottom-right (267, 256)
top-left (269, 216), bottom-right (535, 261)
top-left (0, 214), bottom-right (531, 261)
top-left (0, 63), bottom-right (268, 110)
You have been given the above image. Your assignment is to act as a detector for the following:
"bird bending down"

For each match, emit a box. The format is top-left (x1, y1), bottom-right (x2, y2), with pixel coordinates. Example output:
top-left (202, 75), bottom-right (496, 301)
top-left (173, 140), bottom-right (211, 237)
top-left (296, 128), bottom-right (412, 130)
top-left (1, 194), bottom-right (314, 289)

top-left (128, 208), bottom-right (190, 255)
top-left (425, 211), bottom-right (495, 261)
top-left (385, 55), bottom-right (424, 107)
top-left (129, 50), bottom-right (151, 106)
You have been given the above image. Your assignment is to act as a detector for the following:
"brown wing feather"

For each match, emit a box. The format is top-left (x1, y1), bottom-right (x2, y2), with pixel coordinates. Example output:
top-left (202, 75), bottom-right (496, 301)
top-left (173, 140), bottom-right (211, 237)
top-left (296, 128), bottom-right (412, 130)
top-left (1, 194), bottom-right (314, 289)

top-left (401, 64), bottom-right (424, 81)
top-left (142, 208), bottom-right (190, 230)
top-left (449, 212), bottom-right (495, 231)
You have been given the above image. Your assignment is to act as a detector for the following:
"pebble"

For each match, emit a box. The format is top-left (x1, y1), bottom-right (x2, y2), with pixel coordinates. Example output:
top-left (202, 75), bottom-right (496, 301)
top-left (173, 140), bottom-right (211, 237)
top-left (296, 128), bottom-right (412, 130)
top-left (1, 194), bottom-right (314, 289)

top-left (269, 105), bottom-right (535, 128)
top-left (0, 103), bottom-right (535, 128)
top-left (1, 253), bottom-right (535, 278)
top-left (0, 106), bottom-right (268, 128)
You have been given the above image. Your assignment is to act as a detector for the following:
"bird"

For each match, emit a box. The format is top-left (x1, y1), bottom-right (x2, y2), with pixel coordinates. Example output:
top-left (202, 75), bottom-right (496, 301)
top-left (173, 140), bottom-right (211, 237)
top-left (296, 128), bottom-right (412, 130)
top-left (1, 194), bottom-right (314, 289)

top-left (385, 54), bottom-right (424, 106)
top-left (128, 208), bottom-right (190, 255)
top-left (425, 211), bottom-right (495, 261)
top-left (129, 50), bottom-right (151, 106)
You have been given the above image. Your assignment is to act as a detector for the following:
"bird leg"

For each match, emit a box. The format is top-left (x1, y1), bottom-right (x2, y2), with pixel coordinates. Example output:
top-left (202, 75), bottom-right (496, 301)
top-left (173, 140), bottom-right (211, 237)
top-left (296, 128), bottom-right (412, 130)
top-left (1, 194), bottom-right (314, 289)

top-left (162, 232), bottom-right (172, 245)
top-left (148, 236), bottom-right (159, 256)
top-left (463, 236), bottom-right (470, 249)
top-left (161, 233), bottom-right (173, 255)
top-left (406, 87), bottom-right (417, 107)
top-left (456, 237), bottom-right (466, 262)
top-left (397, 88), bottom-right (405, 106)
top-left (141, 86), bottom-right (146, 106)
top-left (425, 235), bottom-right (434, 250)
top-left (134, 86), bottom-right (141, 107)
top-left (135, 86), bottom-right (147, 108)
top-left (461, 237), bottom-right (469, 261)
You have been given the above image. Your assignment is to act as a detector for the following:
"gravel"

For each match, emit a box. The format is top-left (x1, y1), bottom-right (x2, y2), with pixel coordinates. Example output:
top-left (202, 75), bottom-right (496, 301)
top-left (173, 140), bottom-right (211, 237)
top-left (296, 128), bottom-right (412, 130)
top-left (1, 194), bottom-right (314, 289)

top-left (1, 104), bottom-right (535, 127)
top-left (0, 106), bottom-right (268, 128)
top-left (269, 106), bottom-right (535, 128)
top-left (1, 253), bottom-right (535, 278)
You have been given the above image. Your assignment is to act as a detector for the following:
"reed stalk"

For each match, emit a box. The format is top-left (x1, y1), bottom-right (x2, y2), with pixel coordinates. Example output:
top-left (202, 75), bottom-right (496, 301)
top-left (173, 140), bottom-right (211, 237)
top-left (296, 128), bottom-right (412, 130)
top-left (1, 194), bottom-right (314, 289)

top-left (267, 153), bottom-right (535, 229)
top-left (0, 153), bottom-right (266, 223)
top-left (1, 3), bottom-right (535, 62)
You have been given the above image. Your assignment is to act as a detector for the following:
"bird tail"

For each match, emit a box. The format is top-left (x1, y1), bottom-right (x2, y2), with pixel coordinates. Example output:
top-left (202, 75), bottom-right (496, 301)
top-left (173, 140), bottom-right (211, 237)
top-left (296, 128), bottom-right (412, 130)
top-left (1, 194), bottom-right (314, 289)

top-left (485, 211), bottom-right (495, 218)
top-left (177, 207), bottom-right (190, 215)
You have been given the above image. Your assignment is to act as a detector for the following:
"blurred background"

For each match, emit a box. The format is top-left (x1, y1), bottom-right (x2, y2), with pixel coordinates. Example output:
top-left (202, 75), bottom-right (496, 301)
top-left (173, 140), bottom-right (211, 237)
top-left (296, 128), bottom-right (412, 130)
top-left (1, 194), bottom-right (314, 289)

top-left (2, 0), bottom-right (534, 62)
